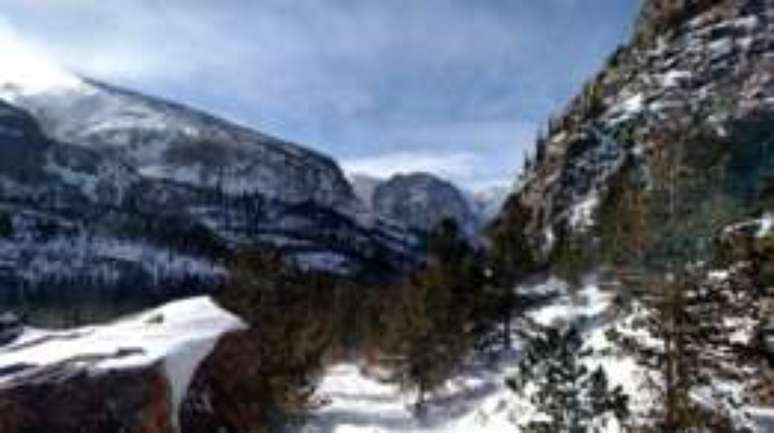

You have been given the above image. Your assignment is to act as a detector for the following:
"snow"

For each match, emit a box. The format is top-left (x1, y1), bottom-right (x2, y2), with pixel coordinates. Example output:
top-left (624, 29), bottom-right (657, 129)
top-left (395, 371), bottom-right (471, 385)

top-left (568, 193), bottom-right (599, 230)
top-left (305, 360), bottom-right (521, 433)
top-left (606, 94), bottom-right (645, 125)
top-left (661, 70), bottom-right (692, 88)
top-left (307, 279), bottom-right (639, 433)
top-left (757, 213), bottom-right (774, 238)
top-left (708, 37), bottom-right (734, 61)
top-left (0, 233), bottom-right (226, 289)
top-left (0, 296), bottom-right (245, 428)
top-left (621, 93), bottom-right (644, 114)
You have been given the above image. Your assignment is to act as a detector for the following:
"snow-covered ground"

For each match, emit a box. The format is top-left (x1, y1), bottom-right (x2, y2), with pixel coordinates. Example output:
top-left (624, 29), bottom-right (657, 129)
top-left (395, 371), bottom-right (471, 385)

top-left (304, 359), bottom-right (519, 433)
top-left (305, 279), bottom-right (645, 433)
top-left (304, 271), bottom-right (774, 432)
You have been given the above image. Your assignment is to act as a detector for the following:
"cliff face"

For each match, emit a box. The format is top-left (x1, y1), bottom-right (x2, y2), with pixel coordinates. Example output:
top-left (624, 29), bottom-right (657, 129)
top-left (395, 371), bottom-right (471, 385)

top-left (500, 0), bottom-right (774, 257)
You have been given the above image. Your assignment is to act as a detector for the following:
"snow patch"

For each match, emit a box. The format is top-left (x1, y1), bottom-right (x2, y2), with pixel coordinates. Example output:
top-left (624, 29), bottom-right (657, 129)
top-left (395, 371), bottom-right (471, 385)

top-left (569, 193), bottom-right (599, 230)
top-left (757, 213), bottom-right (774, 238)
top-left (661, 70), bottom-right (692, 88)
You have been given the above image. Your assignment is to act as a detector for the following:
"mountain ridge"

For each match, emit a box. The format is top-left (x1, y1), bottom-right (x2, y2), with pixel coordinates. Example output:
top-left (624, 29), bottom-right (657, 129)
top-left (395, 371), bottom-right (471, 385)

top-left (0, 52), bottom-right (422, 300)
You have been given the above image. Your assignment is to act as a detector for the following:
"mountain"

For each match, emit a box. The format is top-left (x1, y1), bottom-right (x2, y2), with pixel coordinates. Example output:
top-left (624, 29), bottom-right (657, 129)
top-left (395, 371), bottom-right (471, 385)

top-left (0, 50), bottom-right (419, 300)
top-left (350, 171), bottom-right (506, 237)
top-left (367, 172), bottom-right (477, 236)
top-left (495, 0), bottom-right (774, 260)
top-left (484, 0), bottom-right (774, 428)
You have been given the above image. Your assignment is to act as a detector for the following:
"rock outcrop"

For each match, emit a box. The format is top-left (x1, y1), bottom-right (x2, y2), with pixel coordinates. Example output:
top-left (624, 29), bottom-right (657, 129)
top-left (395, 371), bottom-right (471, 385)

top-left (0, 297), bottom-right (249, 433)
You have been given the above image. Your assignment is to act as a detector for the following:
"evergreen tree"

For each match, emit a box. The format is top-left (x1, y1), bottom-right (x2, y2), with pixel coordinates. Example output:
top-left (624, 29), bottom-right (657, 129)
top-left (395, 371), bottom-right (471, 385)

top-left (508, 325), bottom-right (629, 433)
top-left (617, 114), bottom-right (750, 432)
top-left (216, 250), bottom-right (336, 432)
top-left (382, 218), bottom-right (486, 412)
top-left (487, 199), bottom-right (537, 350)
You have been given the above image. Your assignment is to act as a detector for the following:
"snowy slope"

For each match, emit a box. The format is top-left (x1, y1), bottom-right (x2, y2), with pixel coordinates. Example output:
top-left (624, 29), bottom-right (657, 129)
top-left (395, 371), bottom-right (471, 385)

top-left (306, 279), bottom-right (648, 433)
top-left (307, 270), bottom-right (774, 432)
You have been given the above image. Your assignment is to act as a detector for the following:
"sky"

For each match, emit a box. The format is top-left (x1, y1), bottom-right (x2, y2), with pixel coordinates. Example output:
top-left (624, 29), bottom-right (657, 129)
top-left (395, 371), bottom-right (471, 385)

top-left (0, 0), bottom-right (640, 191)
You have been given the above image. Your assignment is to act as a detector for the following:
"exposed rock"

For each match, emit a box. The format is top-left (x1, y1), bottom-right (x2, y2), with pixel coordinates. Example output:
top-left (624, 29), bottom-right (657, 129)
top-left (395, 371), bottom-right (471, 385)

top-left (498, 0), bottom-right (774, 259)
top-left (0, 364), bottom-right (175, 433)
top-left (180, 331), bottom-right (263, 433)
top-left (0, 297), bottom-right (244, 432)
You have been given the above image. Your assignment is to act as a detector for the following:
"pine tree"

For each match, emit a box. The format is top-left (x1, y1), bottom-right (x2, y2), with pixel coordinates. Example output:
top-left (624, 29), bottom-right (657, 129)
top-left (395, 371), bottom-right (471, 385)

top-left (508, 325), bottom-right (630, 432)
top-left (621, 113), bottom-right (751, 432)
top-left (487, 199), bottom-right (537, 351)
top-left (216, 250), bottom-right (335, 431)
top-left (382, 218), bottom-right (486, 412)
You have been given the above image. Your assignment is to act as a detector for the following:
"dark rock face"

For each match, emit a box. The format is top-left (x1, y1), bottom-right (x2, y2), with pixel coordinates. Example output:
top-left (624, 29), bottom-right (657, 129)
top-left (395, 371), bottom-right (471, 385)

top-left (0, 364), bottom-right (175, 433)
top-left (0, 297), bottom-right (247, 433)
top-left (372, 173), bottom-right (476, 235)
top-left (0, 331), bottom-right (257, 433)
top-left (180, 331), bottom-right (263, 433)
top-left (500, 0), bottom-right (774, 257)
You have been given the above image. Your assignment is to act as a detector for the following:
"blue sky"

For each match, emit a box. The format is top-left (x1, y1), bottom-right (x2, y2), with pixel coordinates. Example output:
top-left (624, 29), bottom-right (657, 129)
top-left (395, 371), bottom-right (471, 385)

top-left (0, 0), bottom-right (640, 190)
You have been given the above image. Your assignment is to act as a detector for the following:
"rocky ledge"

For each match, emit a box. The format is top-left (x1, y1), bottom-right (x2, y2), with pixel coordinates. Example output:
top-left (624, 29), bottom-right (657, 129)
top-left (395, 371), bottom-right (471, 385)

top-left (0, 297), bottom-right (258, 433)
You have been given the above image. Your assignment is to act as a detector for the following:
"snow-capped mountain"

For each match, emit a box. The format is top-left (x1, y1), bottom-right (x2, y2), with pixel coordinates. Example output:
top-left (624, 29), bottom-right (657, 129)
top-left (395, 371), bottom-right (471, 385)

top-left (0, 45), bottom-right (419, 298)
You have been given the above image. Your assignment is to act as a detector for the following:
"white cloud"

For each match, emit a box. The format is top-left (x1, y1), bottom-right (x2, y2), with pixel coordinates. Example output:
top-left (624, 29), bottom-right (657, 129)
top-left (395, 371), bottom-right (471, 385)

top-left (342, 151), bottom-right (480, 181)
top-left (0, 19), bottom-right (81, 94)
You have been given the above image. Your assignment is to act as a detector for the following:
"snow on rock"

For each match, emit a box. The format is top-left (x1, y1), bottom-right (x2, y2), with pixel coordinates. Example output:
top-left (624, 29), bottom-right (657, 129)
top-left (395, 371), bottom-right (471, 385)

top-left (293, 251), bottom-right (355, 275)
top-left (525, 278), bottom-right (613, 328)
top-left (757, 213), bottom-right (774, 238)
top-left (568, 193), bottom-right (600, 231)
top-left (0, 296), bottom-right (245, 429)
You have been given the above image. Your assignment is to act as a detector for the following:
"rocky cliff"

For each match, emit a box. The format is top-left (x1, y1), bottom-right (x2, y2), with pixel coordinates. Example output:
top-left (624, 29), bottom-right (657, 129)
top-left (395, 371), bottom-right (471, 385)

top-left (0, 297), bottom-right (259, 433)
top-left (497, 0), bottom-right (774, 259)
